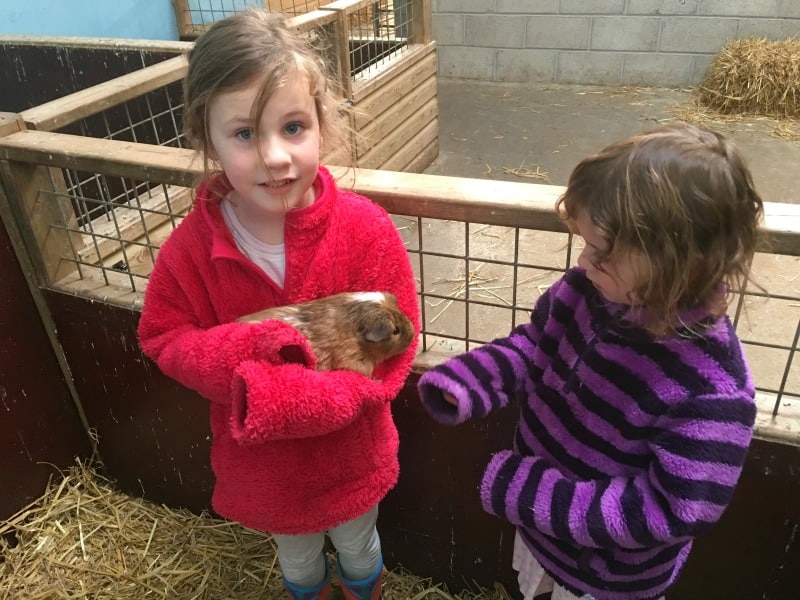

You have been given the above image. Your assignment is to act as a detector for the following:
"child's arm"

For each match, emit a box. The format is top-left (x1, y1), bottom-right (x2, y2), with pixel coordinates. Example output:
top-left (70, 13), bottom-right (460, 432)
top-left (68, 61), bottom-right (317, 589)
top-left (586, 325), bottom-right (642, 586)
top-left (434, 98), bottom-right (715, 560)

top-left (137, 263), bottom-right (314, 405)
top-left (229, 359), bottom-right (399, 442)
top-left (478, 392), bottom-right (756, 550)
top-left (418, 326), bottom-right (538, 422)
top-left (228, 205), bottom-right (421, 443)
top-left (418, 284), bottom-right (553, 423)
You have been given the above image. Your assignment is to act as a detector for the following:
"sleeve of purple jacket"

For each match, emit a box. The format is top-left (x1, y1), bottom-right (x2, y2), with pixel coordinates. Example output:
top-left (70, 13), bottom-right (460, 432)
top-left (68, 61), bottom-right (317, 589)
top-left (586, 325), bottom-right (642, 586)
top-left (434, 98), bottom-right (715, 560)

top-left (417, 283), bottom-right (553, 423)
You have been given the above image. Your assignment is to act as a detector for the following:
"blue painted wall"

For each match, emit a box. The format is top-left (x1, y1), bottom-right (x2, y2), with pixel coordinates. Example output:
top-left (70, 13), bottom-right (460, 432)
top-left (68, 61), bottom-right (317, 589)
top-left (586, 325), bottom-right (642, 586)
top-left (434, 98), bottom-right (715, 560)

top-left (1, 0), bottom-right (179, 40)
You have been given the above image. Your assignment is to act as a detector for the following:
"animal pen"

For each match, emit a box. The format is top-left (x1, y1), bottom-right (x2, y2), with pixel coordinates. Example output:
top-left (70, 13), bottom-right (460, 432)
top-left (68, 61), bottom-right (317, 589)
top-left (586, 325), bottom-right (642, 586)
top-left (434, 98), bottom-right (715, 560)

top-left (1, 7), bottom-right (800, 600)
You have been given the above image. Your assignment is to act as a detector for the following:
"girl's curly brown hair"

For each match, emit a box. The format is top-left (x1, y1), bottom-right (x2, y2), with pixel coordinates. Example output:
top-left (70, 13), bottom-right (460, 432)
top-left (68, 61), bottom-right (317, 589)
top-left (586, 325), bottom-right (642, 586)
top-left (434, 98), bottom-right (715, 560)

top-left (556, 122), bottom-right (764, 337)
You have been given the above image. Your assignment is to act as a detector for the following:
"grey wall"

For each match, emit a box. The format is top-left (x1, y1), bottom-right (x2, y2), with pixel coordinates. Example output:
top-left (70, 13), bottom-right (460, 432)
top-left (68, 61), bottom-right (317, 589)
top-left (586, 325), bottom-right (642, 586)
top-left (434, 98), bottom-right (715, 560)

top-left (432, 0), bottom-right (800, 86)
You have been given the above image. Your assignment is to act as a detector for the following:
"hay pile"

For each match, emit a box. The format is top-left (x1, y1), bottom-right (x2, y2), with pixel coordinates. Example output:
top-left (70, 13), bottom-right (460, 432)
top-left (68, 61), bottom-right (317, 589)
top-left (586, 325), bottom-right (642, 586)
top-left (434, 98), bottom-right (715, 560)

top-left (0, 461), bottom-right (511, 599)
top-left (698, 37), bottom-right (800, 117)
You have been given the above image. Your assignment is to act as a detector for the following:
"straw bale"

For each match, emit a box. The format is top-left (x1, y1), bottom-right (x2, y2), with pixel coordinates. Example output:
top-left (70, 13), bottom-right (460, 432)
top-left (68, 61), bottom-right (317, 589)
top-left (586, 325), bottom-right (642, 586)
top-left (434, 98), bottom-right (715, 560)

top-left (698, 37), bottom-right (800, 117)
top-left (0, 460), bottom-right (510, 599)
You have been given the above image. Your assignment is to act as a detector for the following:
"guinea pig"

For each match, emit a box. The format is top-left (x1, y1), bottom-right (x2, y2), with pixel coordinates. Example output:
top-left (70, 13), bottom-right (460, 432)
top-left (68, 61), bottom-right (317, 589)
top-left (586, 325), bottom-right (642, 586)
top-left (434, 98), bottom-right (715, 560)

top-left (236, 291), bottom-right (415, 377)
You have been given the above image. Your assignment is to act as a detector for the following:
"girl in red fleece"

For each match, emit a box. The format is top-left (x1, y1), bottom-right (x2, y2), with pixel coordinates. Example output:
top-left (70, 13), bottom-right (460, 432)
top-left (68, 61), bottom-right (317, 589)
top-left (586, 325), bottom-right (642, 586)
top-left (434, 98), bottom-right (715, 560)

top-left (136, 9), bottom-right (419, 600)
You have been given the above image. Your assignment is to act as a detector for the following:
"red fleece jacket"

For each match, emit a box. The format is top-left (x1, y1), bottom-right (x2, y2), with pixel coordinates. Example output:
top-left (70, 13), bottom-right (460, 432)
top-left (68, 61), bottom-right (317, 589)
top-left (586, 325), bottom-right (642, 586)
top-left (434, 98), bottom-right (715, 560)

top-left (137, 167), bottom-right (420, 534)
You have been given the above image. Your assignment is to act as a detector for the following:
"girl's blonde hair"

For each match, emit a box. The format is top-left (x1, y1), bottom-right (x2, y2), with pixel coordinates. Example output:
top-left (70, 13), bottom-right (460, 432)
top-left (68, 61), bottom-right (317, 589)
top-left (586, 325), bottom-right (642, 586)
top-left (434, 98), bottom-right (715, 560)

top-left (182, 9), bottom-right (350, 181)
top-left (556, 122), bottom-right (764, 336)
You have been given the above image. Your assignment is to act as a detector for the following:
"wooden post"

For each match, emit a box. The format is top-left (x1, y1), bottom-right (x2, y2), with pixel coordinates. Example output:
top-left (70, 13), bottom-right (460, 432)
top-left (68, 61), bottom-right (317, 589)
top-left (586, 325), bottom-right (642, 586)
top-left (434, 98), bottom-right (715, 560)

top-left (323, 9), bottom-right (353, 99)
top-left (0, 117), bottom-right (83, 286)
top-left (171, 0), bottom-right (195, 39)
top-left (409, 0), bottom-right (431, 44)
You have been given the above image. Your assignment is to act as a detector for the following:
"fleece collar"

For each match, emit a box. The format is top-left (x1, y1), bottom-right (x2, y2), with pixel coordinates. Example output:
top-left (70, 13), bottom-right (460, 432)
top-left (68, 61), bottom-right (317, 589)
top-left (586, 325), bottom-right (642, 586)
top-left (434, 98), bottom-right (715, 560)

top-left (194, 167), bottom-right (337, 261)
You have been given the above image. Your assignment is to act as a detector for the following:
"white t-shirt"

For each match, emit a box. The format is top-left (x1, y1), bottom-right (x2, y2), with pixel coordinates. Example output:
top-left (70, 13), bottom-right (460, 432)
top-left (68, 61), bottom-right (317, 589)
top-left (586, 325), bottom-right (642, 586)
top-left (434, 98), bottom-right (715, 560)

top-left (221, 197), bottom-right (286, 288)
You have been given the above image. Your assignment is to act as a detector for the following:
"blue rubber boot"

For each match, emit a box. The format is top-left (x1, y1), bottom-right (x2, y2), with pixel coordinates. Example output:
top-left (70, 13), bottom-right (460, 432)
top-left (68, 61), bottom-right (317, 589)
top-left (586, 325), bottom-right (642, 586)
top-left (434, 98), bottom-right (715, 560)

top-left (284, 561), bottom-right (331, 600)
top-left (337, 555), bottom-right (383, 600)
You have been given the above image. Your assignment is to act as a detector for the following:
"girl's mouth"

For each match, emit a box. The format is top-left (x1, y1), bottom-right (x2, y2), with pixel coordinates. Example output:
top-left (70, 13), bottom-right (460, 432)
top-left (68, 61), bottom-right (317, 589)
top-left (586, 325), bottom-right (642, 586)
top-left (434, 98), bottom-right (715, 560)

top-left (262, 179), bottom-right (292, 189)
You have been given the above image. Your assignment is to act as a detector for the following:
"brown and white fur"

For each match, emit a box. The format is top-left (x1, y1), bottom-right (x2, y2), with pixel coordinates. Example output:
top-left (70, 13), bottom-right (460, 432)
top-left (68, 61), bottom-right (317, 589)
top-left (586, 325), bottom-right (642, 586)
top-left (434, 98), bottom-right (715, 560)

top-left (237, 291), bottom-right (415, 377)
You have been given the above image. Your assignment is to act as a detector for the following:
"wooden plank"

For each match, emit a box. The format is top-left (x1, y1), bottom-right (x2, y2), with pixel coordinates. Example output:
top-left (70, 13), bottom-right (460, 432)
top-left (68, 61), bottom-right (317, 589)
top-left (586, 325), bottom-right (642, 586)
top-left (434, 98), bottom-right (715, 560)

top-left (20, 55), bottom-right (188, 132)
top-left (381, 116), bottom-right (438, 172)
top-left (327, 10), bottom-right (353, 98)
top-left (0, 130), bottom-right (202, 187)
top-left (268, 0), bottom-right (327, 13)
top-left (402, 136), bottom-right (439, 174)
top-left (54, 270), bottom-right (145, 310)
top-left (287, 9), bottom-right (339, 32)
top-left (3, 130), bottom-right (798, 255)
top-left (352, 45), bottom-right (436, 126)
top-left (99, 215), bottom-right (182, 279)
top-left (0, 113), bottom-right (25, 138)
top-left (359, 96), bottom-right (438, 167)
top-left (351, 41), bottom-right (436, 103)
top-left (320, 0), bottom-right (379, 13)
top-left (328, 166), bottom-right (569, 231)
top-left (760, 201), bottom-right (800, 256)
top-left (356, 74), bottom-right (436, 156)
top-left (77, 185), bottom-right (192, 265)
top-left (379, 116), bottom-right (437, 171)
top-left (0, 34), bottom-right (192, 53)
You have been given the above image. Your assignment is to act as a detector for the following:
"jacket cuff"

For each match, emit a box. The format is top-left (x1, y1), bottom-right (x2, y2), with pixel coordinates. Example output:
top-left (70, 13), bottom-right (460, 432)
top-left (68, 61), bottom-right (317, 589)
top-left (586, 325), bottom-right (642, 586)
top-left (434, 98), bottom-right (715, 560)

top-left (229, 360), bottom-right (264, 444)
top-left (417, 369), bottom-right (471, 425)
top-left (254, 320), bottom-right (316, 368)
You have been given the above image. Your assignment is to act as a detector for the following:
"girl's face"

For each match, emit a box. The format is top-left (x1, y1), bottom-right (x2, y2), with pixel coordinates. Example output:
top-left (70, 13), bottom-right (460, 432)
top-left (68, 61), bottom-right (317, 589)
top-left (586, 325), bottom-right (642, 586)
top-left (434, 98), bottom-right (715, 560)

top-left (573, 209), bottom-right (647, 306)
top-left (207, 71), bottom-right (321, 220)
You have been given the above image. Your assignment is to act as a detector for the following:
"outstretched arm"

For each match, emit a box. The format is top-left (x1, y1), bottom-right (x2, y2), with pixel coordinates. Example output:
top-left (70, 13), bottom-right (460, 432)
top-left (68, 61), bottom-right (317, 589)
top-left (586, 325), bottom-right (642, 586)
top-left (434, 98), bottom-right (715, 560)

top-left (418, 283), bottom-right (553, 423)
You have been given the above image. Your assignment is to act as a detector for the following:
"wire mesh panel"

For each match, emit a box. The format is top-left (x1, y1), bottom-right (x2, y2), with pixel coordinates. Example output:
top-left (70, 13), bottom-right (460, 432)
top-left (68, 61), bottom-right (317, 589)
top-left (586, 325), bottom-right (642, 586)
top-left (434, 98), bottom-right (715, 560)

top-left (345, 0), bottom-right (413, 80)
top-left (0, 134), bottom-right (798, 441)
top-left (172, 0), bottom-right (263, 38)
top-left (171, 0), bottom-right (422, 81)
top-left (58, 83), bottom-right (187, 227)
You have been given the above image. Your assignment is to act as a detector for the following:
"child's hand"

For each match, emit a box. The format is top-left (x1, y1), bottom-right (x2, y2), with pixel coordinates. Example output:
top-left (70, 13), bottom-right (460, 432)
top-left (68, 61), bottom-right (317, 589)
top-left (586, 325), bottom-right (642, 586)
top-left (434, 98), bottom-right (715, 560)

top-left (442, 391), bottom-right (458, 406)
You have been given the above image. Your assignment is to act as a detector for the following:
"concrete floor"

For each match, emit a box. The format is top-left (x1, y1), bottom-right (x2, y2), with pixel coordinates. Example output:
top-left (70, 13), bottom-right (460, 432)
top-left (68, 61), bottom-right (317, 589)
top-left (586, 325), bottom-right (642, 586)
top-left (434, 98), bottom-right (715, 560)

top-left (417, 78), bottom-right (800, 413)
top-left (425, 78), bottom-right (800, 206)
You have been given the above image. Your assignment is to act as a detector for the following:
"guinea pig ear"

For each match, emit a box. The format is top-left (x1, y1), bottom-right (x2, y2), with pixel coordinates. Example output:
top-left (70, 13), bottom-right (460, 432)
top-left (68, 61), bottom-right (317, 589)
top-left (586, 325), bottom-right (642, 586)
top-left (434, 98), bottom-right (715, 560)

top-left (364, 318), bottom-right (394, 342)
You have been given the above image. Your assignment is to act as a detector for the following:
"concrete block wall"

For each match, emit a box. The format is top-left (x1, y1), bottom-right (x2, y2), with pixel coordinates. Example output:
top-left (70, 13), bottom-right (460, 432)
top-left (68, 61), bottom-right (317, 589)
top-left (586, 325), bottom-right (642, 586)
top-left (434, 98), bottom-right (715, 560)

top-left (432, 0), bottom-right (800, 86)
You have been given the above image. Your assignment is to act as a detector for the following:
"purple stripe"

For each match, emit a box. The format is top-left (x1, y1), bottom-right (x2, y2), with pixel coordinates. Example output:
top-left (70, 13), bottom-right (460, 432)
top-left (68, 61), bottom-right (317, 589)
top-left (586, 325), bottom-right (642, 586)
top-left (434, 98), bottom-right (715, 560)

top-left (650, 476), bottom-right (729, 521)
top-left (445, 354), bottom-right (498, 415)
top-left (525, 530), bottom-right (679, 596)
top-left (594, 344), bottom-right (684, 409)
top-left (567, 480), bottom-right (595, 547)
top-left (659, 449), bottom-right (744, 487)
top-left (601, 479), bottom-right (633, 543)
top-left (532, 467), bottom-right (560, 536)
top-left (664, 337), bottom-right (738, 390)
top-left (576, 362), bottom-right (665, 432)
top-left (661, 418), bottom-right (753, 445)
top-left (636, 477), bottom-right (671, 541)
top-left (499, 457), bottom-right (532, 526)
top-left (519, 382), bottom-right (641, 476)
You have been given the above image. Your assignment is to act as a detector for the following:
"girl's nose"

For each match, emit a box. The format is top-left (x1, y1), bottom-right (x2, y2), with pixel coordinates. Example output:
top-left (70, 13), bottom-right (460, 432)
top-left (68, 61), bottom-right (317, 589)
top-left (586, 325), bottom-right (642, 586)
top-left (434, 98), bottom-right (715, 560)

top-left (260, 138), bottom-right (290, 168)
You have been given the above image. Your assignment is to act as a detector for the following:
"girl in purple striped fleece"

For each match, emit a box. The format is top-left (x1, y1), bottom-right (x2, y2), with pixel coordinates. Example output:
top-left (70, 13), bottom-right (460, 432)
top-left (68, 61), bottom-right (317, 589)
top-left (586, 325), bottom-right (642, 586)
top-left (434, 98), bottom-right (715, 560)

top-left (418, 123), bottom-right (763, 600)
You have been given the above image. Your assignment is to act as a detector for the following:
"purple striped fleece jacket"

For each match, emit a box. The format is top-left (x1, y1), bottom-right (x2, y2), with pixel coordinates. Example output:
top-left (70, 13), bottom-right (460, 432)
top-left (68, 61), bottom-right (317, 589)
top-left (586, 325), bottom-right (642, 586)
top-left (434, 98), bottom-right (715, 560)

top-left (418, 268), bottom-right (756, 600)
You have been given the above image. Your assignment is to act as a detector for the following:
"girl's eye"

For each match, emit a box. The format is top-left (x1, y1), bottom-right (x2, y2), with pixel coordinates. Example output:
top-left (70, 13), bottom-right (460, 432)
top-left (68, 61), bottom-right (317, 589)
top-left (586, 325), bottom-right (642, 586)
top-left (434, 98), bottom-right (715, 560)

top-left (284, 122), bottom-right (303, 136)
top-left (235, 128), bottom-right (253, 141)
